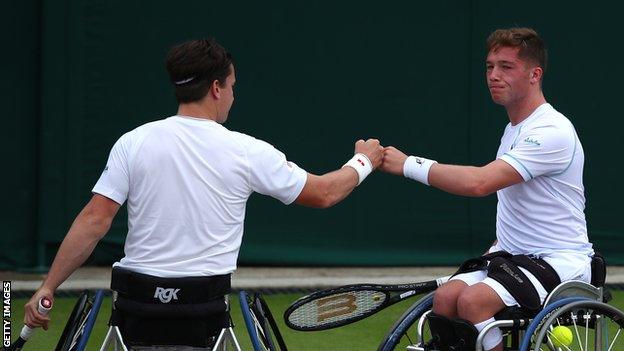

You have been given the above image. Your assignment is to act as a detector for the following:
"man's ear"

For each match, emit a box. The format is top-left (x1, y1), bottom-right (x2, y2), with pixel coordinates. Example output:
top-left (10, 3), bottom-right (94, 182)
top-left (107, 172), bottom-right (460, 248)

top-left (210, 80), bottom-right (221, 98)
top-left (530, 67), bottom-right (543, 85)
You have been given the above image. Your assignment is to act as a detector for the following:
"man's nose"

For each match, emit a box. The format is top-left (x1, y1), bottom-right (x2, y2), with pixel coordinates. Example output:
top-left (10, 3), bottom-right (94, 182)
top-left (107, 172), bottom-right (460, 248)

top-left (488, 67), bottom-right (500, 81)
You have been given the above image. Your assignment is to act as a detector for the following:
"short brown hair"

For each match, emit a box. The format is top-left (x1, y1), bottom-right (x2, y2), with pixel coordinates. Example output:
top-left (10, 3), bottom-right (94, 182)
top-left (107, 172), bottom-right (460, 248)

top-left (165, 38), bottom-right (233, 103)
top-left (487, 27), bottom-right (547, 73)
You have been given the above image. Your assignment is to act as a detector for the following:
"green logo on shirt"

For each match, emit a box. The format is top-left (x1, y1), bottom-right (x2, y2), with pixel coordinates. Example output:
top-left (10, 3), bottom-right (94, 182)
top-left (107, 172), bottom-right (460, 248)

top-left (523, 137), bottom-right (541, 146)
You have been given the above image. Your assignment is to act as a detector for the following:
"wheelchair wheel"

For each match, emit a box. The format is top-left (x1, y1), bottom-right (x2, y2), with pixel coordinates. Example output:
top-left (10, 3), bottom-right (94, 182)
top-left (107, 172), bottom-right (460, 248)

top-left (55, 291), bottom-right (89, 351)
top-left (239, 291), bottom-right (288, 351)
top-left (55, 290), bottom-right (104, 351)
top-left (377, 292), bottom-right (434, 351)
top-left (528, 300), bottom-right (624, 351)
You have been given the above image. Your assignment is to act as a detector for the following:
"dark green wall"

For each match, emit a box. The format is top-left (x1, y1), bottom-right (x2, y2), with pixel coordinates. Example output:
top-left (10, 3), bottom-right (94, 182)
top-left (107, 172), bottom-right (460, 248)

top-left (2, 0), bottom-right (622, 270)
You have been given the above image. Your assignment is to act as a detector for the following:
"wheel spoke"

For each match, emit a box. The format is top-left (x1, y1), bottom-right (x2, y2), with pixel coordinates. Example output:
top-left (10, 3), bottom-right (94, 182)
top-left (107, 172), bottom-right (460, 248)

top-left (584, 311), bottom-right (589, 351)
top-left (571, 312), bottom-right (584, 351)
top-left (607, 328), bottom-right (621, 351)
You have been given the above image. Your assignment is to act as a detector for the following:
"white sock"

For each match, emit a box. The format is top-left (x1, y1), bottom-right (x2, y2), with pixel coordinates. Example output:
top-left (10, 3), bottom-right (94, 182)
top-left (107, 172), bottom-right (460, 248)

top-left (474, 317), bottom-right (502, 350)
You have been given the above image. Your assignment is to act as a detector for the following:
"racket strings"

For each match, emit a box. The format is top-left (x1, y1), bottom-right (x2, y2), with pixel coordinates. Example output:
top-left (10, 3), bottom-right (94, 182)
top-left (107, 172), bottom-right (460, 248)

top-left (288, 290), bottom-right (387, 328)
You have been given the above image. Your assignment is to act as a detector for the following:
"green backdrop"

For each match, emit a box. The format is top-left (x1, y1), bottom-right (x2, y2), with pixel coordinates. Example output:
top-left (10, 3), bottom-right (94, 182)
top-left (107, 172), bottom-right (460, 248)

top-left (2, 0), bottom-right (623, 270)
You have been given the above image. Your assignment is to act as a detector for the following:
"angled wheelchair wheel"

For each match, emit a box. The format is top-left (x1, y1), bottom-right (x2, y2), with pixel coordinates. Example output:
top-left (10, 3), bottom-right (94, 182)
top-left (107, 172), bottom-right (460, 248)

top-left (239, 291), bottom-right (288, 351)
top-left (55, 290), bottom-right (104, 351)
top-left (377, 292), bottom-right (434, 351)
top-left (528, 300), bottom-right (624, 351)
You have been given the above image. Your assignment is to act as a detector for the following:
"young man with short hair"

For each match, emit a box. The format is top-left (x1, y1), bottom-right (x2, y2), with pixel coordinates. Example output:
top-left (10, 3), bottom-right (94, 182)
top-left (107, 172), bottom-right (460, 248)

top-left (24, 38), bottom-right (383, 347)
top-left (381, 27), bottom-right (593, 350)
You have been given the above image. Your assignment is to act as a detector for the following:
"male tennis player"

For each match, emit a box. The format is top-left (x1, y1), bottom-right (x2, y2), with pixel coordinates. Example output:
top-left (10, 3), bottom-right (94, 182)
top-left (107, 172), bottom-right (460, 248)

top-left (380, 28), bottom-right (593, 350)
top-left (23, 38), bottom-right (383, 347)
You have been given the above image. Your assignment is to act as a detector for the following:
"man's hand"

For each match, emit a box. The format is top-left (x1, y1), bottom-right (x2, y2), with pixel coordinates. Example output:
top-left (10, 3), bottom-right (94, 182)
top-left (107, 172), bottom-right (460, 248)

top-left (354, 139), bottom-right (383, 169)
top-left (24, 287), bottom-right (54, 330)
top-left (380, 146), bottom-right (408, 176)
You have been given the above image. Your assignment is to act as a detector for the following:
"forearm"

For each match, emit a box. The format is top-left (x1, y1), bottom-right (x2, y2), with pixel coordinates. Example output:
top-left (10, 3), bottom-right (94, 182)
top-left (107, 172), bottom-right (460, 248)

top-left (41, 213), bottom-right (111, 292)
top-left (297, 168), bottom-right (358, 208)
top-left (322, 167), bottom-right (359, 206)
top-left (428, 163), bottom-right (490, 197)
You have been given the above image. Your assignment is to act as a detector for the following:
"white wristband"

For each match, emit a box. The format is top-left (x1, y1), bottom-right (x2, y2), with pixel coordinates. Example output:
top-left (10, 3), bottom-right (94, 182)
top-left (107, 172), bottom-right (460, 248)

top-left (403, 155), bottom-right (437, 186)
top-left (343, 153), bottom-right (373, 185)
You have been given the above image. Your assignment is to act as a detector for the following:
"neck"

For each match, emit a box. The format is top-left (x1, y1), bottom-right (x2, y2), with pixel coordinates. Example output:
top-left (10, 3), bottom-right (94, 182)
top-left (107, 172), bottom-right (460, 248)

top-left (177, 100), bottom-right (220, 122)
top-left (506, 91), bottom-right (547, 125)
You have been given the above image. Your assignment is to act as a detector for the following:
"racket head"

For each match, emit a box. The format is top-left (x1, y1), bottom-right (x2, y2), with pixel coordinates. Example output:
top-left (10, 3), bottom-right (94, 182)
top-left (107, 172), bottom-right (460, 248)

top-left (284, 285), bottom-right (391, 331)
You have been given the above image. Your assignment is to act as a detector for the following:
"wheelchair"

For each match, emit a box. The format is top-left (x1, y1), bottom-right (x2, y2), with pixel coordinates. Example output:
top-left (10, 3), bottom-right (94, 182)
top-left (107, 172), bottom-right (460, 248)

top-left (377, 254), bottom-right (624, 351)
top-left (98, 267), bottom-right (243, 351)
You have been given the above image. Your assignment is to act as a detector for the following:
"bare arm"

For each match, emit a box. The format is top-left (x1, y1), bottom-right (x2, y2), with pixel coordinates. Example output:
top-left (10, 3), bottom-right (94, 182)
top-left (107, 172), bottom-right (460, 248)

top-left (380, 146), bottom-right (523, 197)
top-left (295, 139), bottom-right (383, 208)
top-left (295, 168), bottom-right (359, 208)
top-left (428, 160), bottom-right (523, 197)
top-left (24, 194), bottom-right (120, 329)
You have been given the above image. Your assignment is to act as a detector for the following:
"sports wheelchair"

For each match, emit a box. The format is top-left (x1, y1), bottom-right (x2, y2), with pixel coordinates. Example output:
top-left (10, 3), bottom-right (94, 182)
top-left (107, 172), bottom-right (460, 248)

top-left (99, 267), bottom-right (243, 351)
top-left (377, 254), bottom-right (624, 351)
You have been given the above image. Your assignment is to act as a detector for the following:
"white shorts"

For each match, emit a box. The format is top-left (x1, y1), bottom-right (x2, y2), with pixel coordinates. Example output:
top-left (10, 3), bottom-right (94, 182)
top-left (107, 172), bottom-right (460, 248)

top-left (450, 248), bottom-right (592, 307)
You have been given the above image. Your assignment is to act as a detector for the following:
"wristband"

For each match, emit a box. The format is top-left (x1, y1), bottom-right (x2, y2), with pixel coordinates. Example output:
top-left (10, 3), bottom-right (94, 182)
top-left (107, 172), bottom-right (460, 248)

top-left (342, 153), bottom-right (373, 185)
top-left (403, 155), bottom-right (437, 186)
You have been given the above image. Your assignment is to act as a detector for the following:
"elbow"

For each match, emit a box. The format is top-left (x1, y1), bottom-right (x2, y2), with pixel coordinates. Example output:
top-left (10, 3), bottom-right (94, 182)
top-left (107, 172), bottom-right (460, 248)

top-left (470, 182), bottom-right (494, 197)
top-left (319, 194), bottom-right (340, 209)
top-left (314, 180), bottom-right (342, 209)
top-left (314, 187), bottom-right (340, 209)
top-left (81, 212), bottom-right (113, 239)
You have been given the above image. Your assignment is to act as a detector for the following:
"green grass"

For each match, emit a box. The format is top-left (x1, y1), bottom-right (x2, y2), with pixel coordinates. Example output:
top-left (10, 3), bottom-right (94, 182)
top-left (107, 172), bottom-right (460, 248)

top-left (8, 291), bottom-right (624, 350)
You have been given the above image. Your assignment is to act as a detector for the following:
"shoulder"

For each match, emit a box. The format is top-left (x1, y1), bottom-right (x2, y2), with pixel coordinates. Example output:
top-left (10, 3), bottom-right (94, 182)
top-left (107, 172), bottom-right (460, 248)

top-left (521, 107), bottom-right (576, 150)
top-left (228, 130), bottom-right (278, 152)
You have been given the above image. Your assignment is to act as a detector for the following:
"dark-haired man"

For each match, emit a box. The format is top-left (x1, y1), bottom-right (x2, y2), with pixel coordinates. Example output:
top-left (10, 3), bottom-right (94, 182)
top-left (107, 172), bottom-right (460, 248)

top-left (381, 28), bottom-right (593, 350)
top-left (24, 38), bottom-right (383, 347)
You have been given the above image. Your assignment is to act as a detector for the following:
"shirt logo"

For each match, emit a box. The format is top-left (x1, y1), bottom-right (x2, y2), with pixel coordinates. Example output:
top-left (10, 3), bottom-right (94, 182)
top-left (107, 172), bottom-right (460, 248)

top-left (103, 166), bottom-right (109, 172)
top-left (523, 137), bottom-right (541, 146)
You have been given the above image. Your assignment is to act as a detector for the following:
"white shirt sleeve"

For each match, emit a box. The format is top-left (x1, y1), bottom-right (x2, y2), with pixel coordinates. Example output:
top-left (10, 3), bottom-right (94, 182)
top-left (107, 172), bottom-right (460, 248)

top-left (92, 132), bottom-right (132, 205)
top-left (499, 124), bottom-right (576, 181)
top-left (246, 138), bottom-right (308, 205)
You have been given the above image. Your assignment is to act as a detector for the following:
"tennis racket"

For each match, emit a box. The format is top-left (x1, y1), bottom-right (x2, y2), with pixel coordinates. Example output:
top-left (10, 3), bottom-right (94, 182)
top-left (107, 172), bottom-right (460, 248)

top-left (284, 275), bottom-right (450, 331)
top-left (5, 297), bottom-right (53, 351)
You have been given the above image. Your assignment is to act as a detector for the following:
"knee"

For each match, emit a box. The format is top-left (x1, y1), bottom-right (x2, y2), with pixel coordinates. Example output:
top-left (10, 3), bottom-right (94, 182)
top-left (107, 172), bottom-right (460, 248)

top-left (456, 289), bottom-right (482, 319)
top-left (432, 285), bottom-right (462, 316)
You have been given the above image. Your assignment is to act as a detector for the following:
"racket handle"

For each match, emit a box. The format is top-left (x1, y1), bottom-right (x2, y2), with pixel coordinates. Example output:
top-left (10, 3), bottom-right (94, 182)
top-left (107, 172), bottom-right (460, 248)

top-left (20, 298), bottom-right (52, 340)
top-left (436, 275), bottom-right (452, 286)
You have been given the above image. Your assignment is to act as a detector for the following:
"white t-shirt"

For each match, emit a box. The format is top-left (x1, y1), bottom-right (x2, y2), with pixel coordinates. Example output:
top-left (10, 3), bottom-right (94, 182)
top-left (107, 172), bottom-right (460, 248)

top-left (496, 103), bottom-right (593, 256)
top-left (92, 116), bottom-right (308, 277)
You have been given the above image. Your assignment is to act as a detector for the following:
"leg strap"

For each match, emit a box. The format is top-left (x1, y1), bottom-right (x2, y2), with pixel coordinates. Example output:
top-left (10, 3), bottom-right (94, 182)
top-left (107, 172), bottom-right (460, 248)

top-left (487, 257), bottom-right (541, 312)
top-left (451, 251), bottom-right (512, 278)
top-left (510, 255), bottom-right (561, 292)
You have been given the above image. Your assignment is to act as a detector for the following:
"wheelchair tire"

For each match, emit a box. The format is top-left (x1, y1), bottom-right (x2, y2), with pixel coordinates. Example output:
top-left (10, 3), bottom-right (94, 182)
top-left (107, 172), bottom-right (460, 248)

top-left (530, 300), bottom-right (624, 351)
top-left (239, 291), bottom-right (287, 351)
top-left (377, 292), bottom-right (434, 351)
top-left (55, 291), bottom-right (90, 351)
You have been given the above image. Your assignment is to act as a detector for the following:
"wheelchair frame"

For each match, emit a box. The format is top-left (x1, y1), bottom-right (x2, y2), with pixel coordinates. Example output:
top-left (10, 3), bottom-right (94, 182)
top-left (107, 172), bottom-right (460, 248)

top-left (98, 291), bottom-right (243, 351)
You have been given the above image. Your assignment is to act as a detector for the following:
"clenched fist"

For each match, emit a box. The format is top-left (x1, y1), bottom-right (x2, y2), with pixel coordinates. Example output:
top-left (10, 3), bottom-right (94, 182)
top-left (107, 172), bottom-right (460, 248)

top-left (379, 146), bottom-right (408, 176)
top-left (354, 139), bottom-right (383, 169)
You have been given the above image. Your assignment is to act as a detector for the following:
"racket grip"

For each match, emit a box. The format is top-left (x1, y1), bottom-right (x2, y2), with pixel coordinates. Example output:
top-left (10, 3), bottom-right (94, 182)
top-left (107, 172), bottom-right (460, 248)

top-left (436, 275), bottom-right (452, 286)
top-left (20, 298), bottom-right (52, 340)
